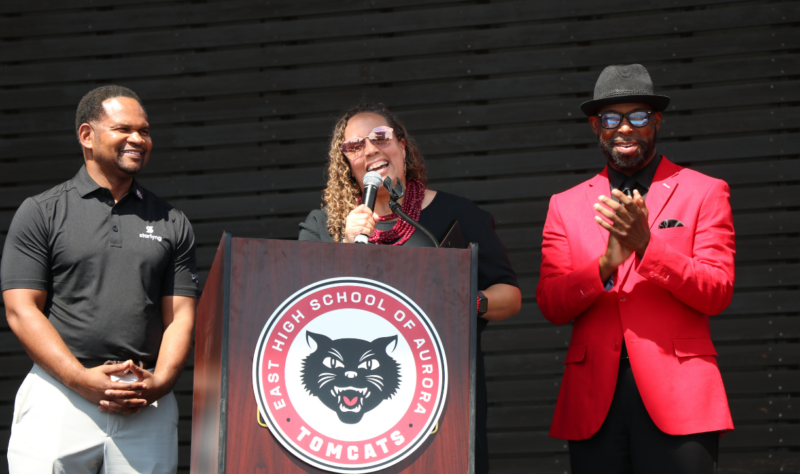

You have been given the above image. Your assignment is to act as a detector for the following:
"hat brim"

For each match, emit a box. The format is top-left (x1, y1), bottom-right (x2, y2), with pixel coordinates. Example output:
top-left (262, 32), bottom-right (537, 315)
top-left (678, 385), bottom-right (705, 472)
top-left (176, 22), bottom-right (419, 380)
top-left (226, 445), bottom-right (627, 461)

top-left (580, 95), bottom-right (671, 117)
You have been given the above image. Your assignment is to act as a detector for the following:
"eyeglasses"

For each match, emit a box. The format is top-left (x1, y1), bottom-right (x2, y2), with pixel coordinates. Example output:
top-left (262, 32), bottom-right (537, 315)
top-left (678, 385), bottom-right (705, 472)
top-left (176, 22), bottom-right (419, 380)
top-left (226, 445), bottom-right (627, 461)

top-left (598, 111), bottom-right (652, 129)
top-left (340, 126), bottom-right (394, 157)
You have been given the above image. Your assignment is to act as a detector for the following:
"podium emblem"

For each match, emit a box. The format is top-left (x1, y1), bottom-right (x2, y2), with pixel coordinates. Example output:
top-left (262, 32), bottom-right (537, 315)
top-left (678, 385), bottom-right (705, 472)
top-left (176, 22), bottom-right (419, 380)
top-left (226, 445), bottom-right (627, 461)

top-left (253, 277), bottom-right (448, 473)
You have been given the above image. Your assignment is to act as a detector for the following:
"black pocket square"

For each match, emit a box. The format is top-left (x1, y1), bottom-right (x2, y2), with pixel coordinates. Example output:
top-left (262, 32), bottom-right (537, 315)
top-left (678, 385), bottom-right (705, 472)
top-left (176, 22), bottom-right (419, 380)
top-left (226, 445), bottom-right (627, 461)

top-left (659, 219), bottom-right (685, 229)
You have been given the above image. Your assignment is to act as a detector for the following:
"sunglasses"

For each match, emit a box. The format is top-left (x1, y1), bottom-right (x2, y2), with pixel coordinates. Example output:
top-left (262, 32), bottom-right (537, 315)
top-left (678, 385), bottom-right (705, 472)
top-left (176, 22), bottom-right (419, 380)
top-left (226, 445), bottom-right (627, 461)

top-left (598, 111), bottom-right (652, 129)
top-left (340, 126), bottom-right (394, 157)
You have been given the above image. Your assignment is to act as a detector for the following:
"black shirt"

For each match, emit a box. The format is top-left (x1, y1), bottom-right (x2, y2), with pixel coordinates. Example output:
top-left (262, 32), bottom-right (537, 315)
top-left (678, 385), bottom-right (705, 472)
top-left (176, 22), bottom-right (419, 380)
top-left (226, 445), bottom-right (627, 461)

top-left (607, 154), bottom-right (662, 200)
top-left (298, 191), bottom-right (519, 311)
top-left (1, 165), bottom-right (200, 364)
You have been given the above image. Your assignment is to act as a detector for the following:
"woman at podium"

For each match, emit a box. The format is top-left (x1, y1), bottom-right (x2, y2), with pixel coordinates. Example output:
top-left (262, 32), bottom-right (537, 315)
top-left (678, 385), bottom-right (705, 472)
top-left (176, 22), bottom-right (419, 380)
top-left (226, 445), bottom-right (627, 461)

top-left (299, 103), bottom-right (521, 473)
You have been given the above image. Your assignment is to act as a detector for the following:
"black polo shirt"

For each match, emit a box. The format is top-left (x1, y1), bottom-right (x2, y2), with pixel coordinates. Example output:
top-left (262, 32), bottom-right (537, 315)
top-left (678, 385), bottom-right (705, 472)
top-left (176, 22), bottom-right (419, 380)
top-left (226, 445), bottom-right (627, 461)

top-left (1, 165), bottom-right (200, 364)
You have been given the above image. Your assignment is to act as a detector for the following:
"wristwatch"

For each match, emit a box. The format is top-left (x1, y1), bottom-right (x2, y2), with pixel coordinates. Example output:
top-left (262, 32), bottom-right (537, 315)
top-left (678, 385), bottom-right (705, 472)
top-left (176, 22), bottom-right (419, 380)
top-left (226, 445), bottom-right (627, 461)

top-left (477, 291), bottom-right (488, 317)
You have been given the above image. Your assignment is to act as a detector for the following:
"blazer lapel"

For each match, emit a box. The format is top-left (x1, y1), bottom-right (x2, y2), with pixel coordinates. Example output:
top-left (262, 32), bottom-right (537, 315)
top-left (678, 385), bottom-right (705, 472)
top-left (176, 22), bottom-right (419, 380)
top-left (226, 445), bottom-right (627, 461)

top-left (584, 168), bottom-right (611, 253)
top-left (618, 157), bottom-right (680, 289)
top-left (645, 156), bottom-right (680, 229)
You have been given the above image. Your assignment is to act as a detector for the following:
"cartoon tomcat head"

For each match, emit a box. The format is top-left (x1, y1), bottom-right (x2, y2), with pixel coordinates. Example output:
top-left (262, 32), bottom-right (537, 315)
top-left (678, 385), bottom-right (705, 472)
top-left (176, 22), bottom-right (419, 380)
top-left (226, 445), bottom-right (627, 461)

top-left (301, 331), bottom-right (401, 424)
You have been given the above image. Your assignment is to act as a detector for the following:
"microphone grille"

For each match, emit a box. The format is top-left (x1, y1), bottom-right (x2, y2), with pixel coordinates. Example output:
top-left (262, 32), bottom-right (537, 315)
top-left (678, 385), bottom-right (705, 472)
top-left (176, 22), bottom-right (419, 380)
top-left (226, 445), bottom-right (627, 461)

top-left (363, 171), bottom-right (383, 188)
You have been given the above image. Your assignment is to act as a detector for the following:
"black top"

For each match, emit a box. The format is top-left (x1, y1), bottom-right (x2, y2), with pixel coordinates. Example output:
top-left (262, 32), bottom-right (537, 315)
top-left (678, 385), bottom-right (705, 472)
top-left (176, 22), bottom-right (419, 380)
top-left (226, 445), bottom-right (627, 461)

top-left (607, 153), bottom-right (662, 200)
top-left (298, 190), bottom-right (520, 326)
top-left (299, 190), bottom-right (517, 473)
top-left (1, 165), bottom-right (200, 364)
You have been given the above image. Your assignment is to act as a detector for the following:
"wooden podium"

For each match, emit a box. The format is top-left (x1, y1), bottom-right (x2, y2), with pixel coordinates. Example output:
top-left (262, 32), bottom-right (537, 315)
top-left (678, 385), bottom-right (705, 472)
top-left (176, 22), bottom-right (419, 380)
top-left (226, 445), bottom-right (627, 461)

top-left (191, 234), bottom-right (478, 473)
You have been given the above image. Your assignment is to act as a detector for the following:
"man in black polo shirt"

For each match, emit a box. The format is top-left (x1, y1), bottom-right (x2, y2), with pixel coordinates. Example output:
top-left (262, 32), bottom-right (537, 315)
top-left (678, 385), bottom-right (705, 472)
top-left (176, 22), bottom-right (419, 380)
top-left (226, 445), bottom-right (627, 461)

top-left (2, 85), bottom-right (199, 473)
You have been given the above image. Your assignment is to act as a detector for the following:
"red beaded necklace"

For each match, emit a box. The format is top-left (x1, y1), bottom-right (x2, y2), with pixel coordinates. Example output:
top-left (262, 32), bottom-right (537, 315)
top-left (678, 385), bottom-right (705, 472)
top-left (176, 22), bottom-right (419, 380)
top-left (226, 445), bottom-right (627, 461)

top-left (365, 179), bottom-right (425, 246)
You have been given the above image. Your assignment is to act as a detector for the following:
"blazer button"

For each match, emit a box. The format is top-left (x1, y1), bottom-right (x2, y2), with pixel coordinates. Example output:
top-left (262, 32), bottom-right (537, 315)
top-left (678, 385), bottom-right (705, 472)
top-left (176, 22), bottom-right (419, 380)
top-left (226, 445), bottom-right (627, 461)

top-left (620, 297), bottom-right (627, 303)
top-left (612, 343), bottom-right (619, 350)
top-left (112, 226), bottom-right (119, 232)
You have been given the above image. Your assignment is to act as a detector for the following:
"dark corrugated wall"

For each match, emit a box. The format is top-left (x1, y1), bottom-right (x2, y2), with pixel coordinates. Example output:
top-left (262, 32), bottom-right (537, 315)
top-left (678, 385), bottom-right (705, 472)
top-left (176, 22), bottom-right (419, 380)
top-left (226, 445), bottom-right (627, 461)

top-left (0, 0), bottom-right (797, 472)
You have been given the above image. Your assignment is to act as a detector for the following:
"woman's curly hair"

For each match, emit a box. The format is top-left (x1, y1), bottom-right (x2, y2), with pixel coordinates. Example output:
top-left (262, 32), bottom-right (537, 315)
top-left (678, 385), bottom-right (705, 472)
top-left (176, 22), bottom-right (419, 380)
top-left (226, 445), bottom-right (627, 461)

top-left (323, 103), bottom-right (427, 242)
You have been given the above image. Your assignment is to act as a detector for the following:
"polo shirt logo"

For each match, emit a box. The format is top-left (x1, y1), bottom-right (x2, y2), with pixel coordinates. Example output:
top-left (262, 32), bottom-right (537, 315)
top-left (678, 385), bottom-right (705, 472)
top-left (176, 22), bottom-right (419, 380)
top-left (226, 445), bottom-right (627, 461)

top-left (139, 225), bottom-right (163, 242)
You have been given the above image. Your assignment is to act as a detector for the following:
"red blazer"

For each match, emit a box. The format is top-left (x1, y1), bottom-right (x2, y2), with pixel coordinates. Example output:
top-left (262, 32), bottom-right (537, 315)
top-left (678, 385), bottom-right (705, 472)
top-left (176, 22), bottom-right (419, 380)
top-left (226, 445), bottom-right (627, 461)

top-left (537, 156), bottom-right (735, 440)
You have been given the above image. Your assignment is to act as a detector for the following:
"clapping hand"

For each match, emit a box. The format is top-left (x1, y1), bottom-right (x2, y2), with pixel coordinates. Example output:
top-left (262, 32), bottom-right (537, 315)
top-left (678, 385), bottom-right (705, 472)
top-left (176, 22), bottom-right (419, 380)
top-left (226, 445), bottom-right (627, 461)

top-left (595, 189), bottom-right (650, 281)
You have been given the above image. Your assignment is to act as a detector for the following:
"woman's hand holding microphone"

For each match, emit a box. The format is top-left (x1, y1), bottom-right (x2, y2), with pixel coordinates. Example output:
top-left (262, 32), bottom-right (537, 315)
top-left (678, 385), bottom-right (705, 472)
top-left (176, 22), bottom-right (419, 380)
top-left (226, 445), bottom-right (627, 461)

top-left (344, 205), bottom-right (380, 243)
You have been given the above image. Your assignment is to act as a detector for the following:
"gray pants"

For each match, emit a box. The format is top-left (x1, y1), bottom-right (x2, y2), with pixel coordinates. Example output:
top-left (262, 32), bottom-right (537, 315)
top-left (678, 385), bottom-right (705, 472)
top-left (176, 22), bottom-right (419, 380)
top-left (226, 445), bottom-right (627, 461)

top-left (8, 364), bottom-right (179, 474)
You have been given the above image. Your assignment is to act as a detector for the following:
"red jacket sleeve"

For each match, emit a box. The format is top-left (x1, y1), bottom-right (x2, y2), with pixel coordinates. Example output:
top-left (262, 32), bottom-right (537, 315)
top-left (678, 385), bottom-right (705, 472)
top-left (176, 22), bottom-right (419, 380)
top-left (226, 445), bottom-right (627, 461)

top-left (536, 195), bottom-right (606, 325)
top-left (635, 179), bottom-right (735, 316)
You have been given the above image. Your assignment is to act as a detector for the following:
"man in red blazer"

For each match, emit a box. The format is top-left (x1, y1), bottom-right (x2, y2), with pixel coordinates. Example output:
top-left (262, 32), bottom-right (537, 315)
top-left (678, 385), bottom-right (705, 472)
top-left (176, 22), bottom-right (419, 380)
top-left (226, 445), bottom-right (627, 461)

top-left (537, 64), bottom-right (735, 473)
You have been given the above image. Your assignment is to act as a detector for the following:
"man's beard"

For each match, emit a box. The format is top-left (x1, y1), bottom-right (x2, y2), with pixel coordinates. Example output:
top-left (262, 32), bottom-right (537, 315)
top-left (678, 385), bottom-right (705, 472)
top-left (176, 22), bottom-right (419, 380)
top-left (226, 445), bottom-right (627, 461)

top-left (116, 153), bottom-right (145, 175)
top-left (597, 132), bottom-right (657, 171)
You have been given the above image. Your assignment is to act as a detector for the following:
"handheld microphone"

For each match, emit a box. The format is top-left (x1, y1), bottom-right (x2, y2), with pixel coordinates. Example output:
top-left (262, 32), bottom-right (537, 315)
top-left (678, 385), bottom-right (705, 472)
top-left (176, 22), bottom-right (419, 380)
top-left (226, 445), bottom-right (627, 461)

top-left (354, 171), bottom-right (383, 244)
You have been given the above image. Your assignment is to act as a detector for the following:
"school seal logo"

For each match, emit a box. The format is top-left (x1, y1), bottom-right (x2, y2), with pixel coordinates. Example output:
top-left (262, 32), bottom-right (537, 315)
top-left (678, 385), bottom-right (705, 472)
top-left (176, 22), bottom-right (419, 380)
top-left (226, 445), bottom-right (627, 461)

top-left (253, 277), bottom-right (448, 473)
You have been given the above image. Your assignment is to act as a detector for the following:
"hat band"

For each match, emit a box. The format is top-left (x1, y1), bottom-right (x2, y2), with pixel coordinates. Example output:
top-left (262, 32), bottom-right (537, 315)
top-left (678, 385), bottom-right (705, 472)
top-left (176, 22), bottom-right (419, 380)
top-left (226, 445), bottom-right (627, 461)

top-left (598, 89), bottom-right (654, 99)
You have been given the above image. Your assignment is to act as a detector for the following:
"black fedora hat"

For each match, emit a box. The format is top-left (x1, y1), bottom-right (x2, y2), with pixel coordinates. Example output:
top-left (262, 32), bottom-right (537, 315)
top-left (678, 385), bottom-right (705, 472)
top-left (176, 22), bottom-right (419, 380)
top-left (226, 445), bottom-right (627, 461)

top-left (580, 64), bottom-right (670, 117)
